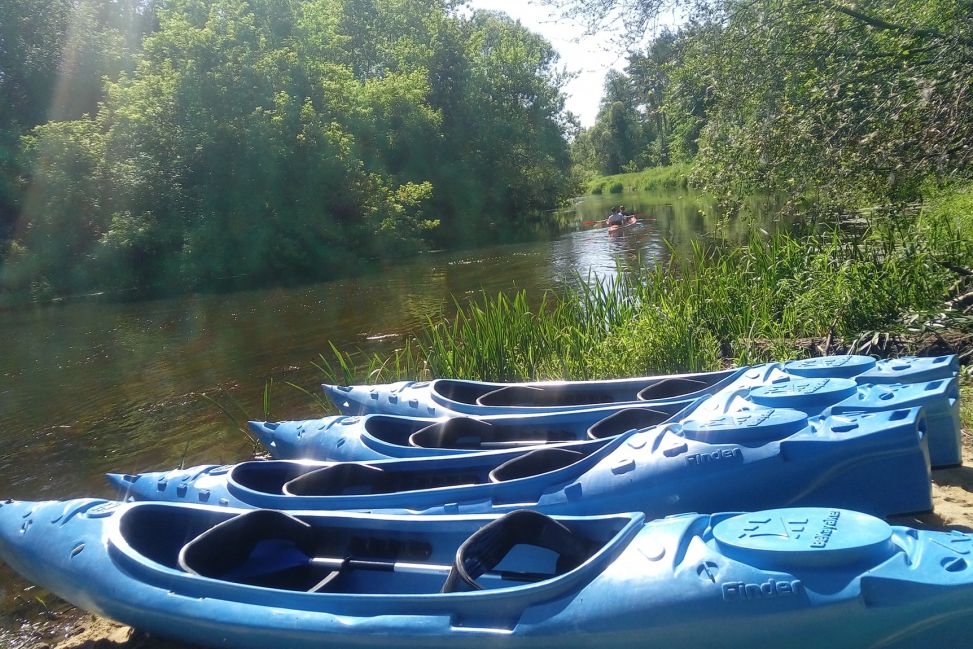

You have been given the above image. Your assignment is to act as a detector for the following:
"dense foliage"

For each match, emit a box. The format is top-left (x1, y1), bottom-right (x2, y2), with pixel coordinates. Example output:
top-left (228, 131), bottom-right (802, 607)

top-left (0, 0), bottom-right (574, 299)
top-left (566, 1), bottom-right (973, 202)
top-left (0, 1), bottom-right (156, 250)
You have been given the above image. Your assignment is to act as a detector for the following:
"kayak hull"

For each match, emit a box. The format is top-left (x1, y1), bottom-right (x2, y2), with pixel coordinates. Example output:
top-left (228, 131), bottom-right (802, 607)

top-left (322, 356), bottom-right (957, 420)
top-left (290, 373), bottom-right (961, 467)
top-left (2, 500), bottom-right (973, 649)
top-left (111, 406), bottom-right (934, 518)
top-left (323, 366), bottom-right (748, 418)
top-left (252, 399), bottom-right (696, 462)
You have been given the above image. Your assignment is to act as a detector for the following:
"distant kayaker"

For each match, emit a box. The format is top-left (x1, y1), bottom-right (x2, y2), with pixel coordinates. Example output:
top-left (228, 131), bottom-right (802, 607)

top-left (606, 207), bottom-right (625, 226)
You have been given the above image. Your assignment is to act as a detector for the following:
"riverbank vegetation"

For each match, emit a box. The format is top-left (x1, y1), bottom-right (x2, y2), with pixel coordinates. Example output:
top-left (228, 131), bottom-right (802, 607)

top-left (587, 164), bottom-right (691, 195)
top-left (311, 0), bottom-right (973, 386)
top-left (327, 182), bottom-right (973, 385)
top-left (2, 0), bottom-right (972, 343)
top-left (0, 0), bottom-right (575, 301)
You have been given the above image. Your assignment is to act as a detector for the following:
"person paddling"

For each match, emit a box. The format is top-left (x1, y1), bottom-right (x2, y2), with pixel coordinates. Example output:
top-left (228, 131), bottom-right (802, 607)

top-left (606, 206), bottom-right (625, 226)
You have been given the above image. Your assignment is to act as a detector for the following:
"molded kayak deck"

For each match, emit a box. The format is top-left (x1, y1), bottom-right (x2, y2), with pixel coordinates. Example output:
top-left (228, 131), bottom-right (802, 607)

top-left (111, 406), bottom-right (934, 518)
top-left (262, 374), bottom-right (961, 468)
top-left (2, 500), bottom-right (972, 649)
top-left (322, 355), bottom-right (958, 420)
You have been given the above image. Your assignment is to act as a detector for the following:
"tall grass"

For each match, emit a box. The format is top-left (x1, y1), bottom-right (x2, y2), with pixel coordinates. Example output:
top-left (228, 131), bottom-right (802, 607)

top-left (587, 164), bottom-right (693, 195)
top-left (923, 182), bottom-right (973, 236)
top-left (321, 199), bottom-right (972, 386)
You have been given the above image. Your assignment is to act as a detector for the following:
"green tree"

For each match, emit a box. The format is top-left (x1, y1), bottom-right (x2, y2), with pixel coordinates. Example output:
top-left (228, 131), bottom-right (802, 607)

top-left (0, 0), bottom-right (155, 258)
top-left (3, 0), bottom-right (574, 298)
top-left (548, 0), bottom-right (973, 201)
top-left (574, 70), bottom-right (647, 176)
top-left (627, 29), bottom-right (678, 165)
top-left (687, 0), bottom-right (973, 200)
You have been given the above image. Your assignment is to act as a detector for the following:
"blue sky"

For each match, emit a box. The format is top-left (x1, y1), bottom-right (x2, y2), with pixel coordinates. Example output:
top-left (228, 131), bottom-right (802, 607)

top-left (466, 1), bottom-right (628, 127)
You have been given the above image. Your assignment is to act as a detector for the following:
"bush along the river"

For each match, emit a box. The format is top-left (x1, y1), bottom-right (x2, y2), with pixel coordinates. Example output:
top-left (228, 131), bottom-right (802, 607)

top-left (0, 0), bottom-right (575, 301)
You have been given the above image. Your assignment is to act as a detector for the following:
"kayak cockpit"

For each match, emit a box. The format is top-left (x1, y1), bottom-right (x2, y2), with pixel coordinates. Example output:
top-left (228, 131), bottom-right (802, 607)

top-left (226, 443), bottom-right (603, 499)
top-left (280, 462), bottom-right (488, 495)
top-left (407, 417), bottom-right (578, 449)
top-left (432, 369), bottom-right (739, 409)
top-left (115, 504), bottom-right (641, 597)
top-left (392, 406), bottom-right (676, 450)
top-left (585, 407), bottom-right (674, 439)
top-left (360, 415), bottom-right (451, 448)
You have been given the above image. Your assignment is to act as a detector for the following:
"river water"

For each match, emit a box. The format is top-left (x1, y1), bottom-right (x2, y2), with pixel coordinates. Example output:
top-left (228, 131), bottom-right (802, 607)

top-left (0, 188), bottom-right (784, 640)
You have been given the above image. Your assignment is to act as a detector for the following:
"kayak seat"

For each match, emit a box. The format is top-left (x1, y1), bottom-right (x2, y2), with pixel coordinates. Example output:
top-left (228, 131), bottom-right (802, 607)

top-left (488, 448), bottom-right (586, 483)
top-left (637, 377), bottom-right (711, 401)
top-left (587, 408), bottom-right (674, 439)
top-left (442, 510), bottom-right (596, 592)
top-left (283, 463), bottom-right (483, 497)
top-left (230, 462), bottom-right (317, 496)
top-left (178, 510), bottom-right (338, 592)
top-left (284, 463), bottom-right (390, 497)
top-left (409, 417), bottom-right (495, 449)
top-left (476, 385), bottom-right (616, 407)
top-left (434, 379), bottom-right (498, 405)
top-left (364, 415), bottom-right (436, 446)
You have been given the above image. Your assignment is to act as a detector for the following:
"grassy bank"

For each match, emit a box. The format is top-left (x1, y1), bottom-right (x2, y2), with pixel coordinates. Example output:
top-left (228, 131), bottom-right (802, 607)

top-left (587, 164), bottom-right (693, 195)
top-left (924, 182), bottom-right (973, 237)
top-left (329, 183), bottom-right (973, 385)
top-left (963, 382), bottom-right (973, 427)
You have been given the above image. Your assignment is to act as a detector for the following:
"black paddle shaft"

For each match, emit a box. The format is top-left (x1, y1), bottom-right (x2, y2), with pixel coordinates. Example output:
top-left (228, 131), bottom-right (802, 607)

top-left (310, 556), bottom-right (551, 583)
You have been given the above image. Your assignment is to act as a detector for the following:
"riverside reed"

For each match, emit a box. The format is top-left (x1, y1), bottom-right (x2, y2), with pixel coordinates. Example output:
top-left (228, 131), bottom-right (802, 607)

top-left (324, 200), bottom-right (973, 388)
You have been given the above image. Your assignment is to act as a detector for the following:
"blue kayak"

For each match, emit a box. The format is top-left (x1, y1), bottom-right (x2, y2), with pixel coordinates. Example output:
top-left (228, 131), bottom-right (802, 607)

top-left (266, 375), bottom-right (961, 468)
top-left (110, 406), bottom-right (933, 518)
top-left (2, 500), bottom-right (972, 649)
top-left (253, 400), bottom-right (695, 461)
top-left (322, 355), bottom-right (957, 419)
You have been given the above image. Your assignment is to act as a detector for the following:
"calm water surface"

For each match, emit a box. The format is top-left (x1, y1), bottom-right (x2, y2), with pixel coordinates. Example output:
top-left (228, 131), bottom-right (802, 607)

top-left (0, 189), bottom-right (789, 499)
top-left (0, 188), bottom-right (786, 640)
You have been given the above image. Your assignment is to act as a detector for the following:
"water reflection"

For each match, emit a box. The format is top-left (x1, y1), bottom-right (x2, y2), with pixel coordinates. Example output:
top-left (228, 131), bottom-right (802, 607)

top-left (0, 189), bottom-right (785, 501)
